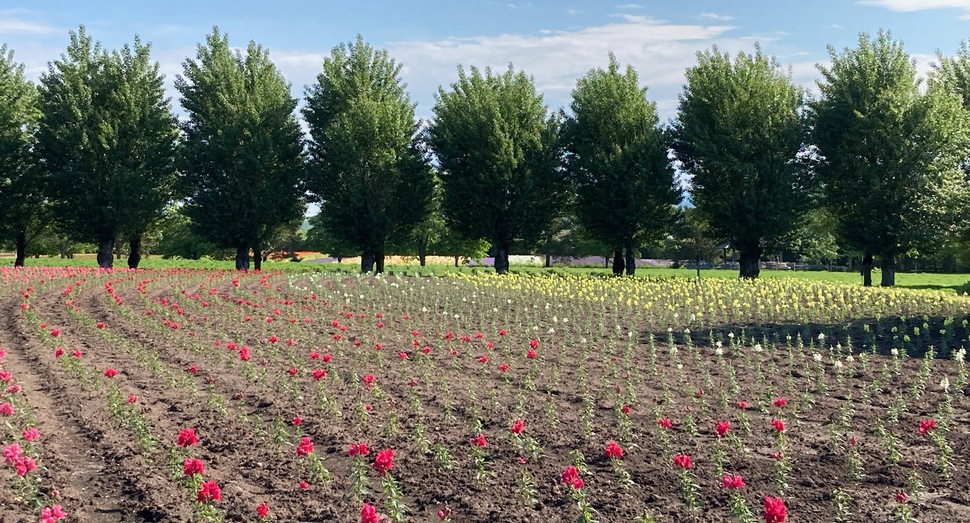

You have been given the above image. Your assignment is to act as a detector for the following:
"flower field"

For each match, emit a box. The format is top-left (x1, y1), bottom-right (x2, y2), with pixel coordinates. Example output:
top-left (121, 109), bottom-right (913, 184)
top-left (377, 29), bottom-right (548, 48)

top-left (1, 267), bottom-right (969, 522)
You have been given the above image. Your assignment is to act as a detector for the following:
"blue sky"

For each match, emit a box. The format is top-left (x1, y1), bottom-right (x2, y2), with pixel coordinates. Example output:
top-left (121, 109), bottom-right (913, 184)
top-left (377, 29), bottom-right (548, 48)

top-left (2, 1), bottom-right (970, 121)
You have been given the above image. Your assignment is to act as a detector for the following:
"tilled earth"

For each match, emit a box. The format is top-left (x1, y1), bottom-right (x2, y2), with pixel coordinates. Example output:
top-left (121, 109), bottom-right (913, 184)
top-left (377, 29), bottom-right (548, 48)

top-left (0, 267), bottom-right (968, 522)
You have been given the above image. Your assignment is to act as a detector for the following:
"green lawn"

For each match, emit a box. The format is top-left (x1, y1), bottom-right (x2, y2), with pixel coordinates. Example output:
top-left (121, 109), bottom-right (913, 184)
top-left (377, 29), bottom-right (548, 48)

top-left (5, 255), bottom-right (969, 294)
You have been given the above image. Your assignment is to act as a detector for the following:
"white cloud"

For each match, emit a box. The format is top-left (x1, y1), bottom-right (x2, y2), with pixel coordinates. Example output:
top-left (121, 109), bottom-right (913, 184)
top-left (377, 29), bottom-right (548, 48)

top-left (615, 3), bottom-right (642, 9)
top-left (858, 0), bottom-right (970, 11)
top-left (0, 13), bottom-right (57, 34)
top-left (700, 12), bottom-right (735, 21)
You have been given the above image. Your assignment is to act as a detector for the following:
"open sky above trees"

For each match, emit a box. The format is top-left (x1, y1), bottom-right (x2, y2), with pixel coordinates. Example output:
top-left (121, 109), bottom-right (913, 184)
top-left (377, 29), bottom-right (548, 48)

top-left (2, 0), bottom-right (969, 121)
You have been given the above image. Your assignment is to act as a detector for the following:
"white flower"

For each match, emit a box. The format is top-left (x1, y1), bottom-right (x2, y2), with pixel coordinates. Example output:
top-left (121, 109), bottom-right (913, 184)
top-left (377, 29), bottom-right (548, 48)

top-left (547, 327), bottom-right (555, 334)
top-left (667, 327), bottom-right (673, 333)
top-left (833, 360), bottom-right (843, 371)
top-left (552, 316), bottom-right (558, 323)
top-left (422, 307), bottom-right (428, 313)
top-left (891, 348), bottom-right (899, 357)
top-left (715, 341), bottom-right (723, 349)
top-left (753, 344), bottom-right (763, 352)
top-left (818, 333), bottom-right (826, 341)
top-left (845, 355), bottom-right (854, 363)
top-left (956, 349), bottom-right (966, 363)
top-left (676, 363), bottom-right (683, 370)
top-left (813, 353), bottom-right (823, 363)
top-left (715, 347), bottom-right (724, 357)
top-left (684, 328), bottom-right (691, 334)
top-left (690, 314), bottom-right (696, 322)
top-left (728, 332), bottom-right (735, 339)
top-left (786, 335), bottom-right (792, 342)
top-left (940, 376), bottom-right (951, 393)
top-left (669, 346), bottom-right (678, 355)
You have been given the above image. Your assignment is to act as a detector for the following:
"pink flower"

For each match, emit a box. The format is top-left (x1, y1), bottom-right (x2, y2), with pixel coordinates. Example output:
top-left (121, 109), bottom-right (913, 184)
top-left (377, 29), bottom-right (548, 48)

top-left (510, 419), bottom-right (525, 435)
top-left (895, 491), bottom-right (908, 504)
top-left (297, 436), bottom-right (314, 457)
top-left (14, 455), bottom-right (36, 476)
top-left (773, 397), bottom-right (788, 408)
top-left (299, 480), bottom-right (310, 490)
top-left (40, 504), bottom-right (67, 523)
top-left (722, 473), bottom-right (745, 490)
top-left (104, 368), bottom-right (118, 378)
top-left (919, 418), bottom-right (936, 435)
top-left (0, 402), bottom-right (13, 416)
top-left (361, 503), bottom-right (381, 523)
top-left (526, 349), bottom-right (537, 359)
top-left (22, 427), bottom-right (39, 442)
top-left (178, 428), bottom-right (199, 447)
top-left (3, 442), bottom-right (22, 465)
top-left (256, 502), bottom-right (269, 519)
top-left (604, 440), bottom-right (624, 459)
top-left (128, 395), bottom-right (137, 404)
top-left (373, 448), bottom-right (394, 476)
top-left (715, 420), bottom-right (731, 438)
top-left (197, 481), bottom-right (222, 503)
top-left (763, 496), bottom-right (787, 523)
top-left (673, 454), bottom-right (692, 469)
top-left (437, 506), bottom-right (452, 521)
top-left (736, 400), bottom-right (749, 409)
top-left (561, 465), bottom-right (584, 489)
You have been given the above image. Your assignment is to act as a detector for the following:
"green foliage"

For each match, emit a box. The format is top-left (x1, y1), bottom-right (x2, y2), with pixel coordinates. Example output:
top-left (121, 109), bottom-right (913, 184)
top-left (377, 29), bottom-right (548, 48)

top-left (427, 65), bottom-right (566, 274)
top-left (812, 30), bottom-right (970, 286)
top-left (303, 35), bottom-right (433, 273)
top-left (36, 27), bottom-right (179, 267)
top-left (562, 53), bottom-right (680, 270)
top-left (176, 27), bottom-right (306, 269)
top-left (673, 45), bottom-right (811, 278)
top-left (0, 44), bottom-right (40, 265)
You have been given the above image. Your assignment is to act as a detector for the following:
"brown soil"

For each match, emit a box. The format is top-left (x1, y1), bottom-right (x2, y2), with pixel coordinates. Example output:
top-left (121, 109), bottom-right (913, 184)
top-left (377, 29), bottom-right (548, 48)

top-left (0, 268), bottom-right (967, 523)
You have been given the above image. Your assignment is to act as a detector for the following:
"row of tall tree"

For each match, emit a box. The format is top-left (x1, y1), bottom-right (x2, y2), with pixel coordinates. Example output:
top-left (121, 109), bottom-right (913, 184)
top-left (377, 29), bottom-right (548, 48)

top-left (2, 27), bottom-right (970, 285)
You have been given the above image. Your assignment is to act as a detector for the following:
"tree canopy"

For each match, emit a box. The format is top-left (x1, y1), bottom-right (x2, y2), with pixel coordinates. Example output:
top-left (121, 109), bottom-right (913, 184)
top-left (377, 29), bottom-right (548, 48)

top-left (176, 27), bottom-right (306, 271)
top-left (427, 65), bottom-right (565, 274)
top-left (562, 53), bottom-right (680, 276)
top-left (673, 45), bottom-right (811, 279)
top-left (304, 35), bottom-right (433, 273)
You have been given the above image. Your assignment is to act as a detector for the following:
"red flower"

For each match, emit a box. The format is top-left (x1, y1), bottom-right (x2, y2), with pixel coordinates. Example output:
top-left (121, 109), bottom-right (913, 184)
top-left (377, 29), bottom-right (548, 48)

top-left (763, 496), bottom-right (787, 523)
top-left (499, 329), bottom-right (507, 336)
top-left (422, 346), bottom-right (431, 354)
top-left (510, 419), bottom-right (525, 435)
top-left (239, 347), bottom-right (251, 361)
top-left (71, 349), bottom-right (82, 358)
top-left (363, 374), bottom-right (376, 389)
top-left (292, 416), bottom-right (302, 426)
top-left (322, 353), bottom-right (332, 362)
top-left (621, 405), bottom-right (632, 415)
top-left (715, 420), bottom-right (731, 438)
top-left (310, 351), bottom-right (321, 360)
top-left (399, 351), bottom-right (408, 360)
top-left (673, 454), bottom-right (692, 469)
top-left (54, 347), bottom-right (64, 358)
top-left (349, 442), bottom-right (370, 457)
top-left (526, 349), bottom-right (537, 359)
top-left (299, 480), bottom-right (310, 490)
top-left (604, 440), bottom-right (624, 459)
top-left (128, 395), bottom-right (137, 404)
top-left (529, 339), bottom-right (539, 349)
top-left (657, 417), bottom-right (672, 429)
top-left (104, 368), bottom-right (118, 378)
top-left (919, 418), bottom-right (936, 435)
top-left (187, 365), bottom-right (198, 374)
top-left (373, 448), bottom-right (394, 476)
top-left (183, 458), bottom-right (205, 476)
top-left (477, 354), bottom-right (488, 364)
top-left (771, 419), bottom-right (786, 433)
top-left (895, 491), bottom-right (908, 504)
top-left (561, 465), bottom-right (584, 489)
top-left (256, 503), bottom-right (269, 519)
top-left (722, 473), bottom-right (745, 490)
top-left (50, 328), bottom-right (60, 337)
top-left (40, 504), bottom-right (67, 523)
top-left (361, 503), bottom-right (381, 523)
top-left (773, 397), bottom-right (788, 408)
top-left (297, 436), bottom-right (314, 457)
top-left (96, 322), bottom-right (106, 329)
top-left (437, 506), bottom-right (452, 521)
top-left (178, 428), bottom-right (199, 447)
top-left (313, 369), bottom-right (327, 381)
top-left (471, 434), bottom-right (488, 447)
top-left (736, 400), bottom-right (749, 409)
top-left (0, 402), bottom-right (14, 416)
top-left (499, 363), bottom-right (509, 372)
top-left (197, 481), bottom-right (222, 503)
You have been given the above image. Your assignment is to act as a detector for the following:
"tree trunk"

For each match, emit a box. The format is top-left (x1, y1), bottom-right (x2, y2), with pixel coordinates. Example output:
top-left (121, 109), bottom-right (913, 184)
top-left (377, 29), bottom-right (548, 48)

top-left (235, 245), bottom-right (250, 271)
top-left (861, 252), bottom-right (873, 287)
top-left (361, 248), bottom-right (375, 273)
top-left (880, 252), bottom-right (895, 287)
top-left (545, 254), bottom-right (552, 268)
top-left (97, 239), bottom-right (115, 269)
top-left (454, 255), bottom-right (459, 268)
top-left (127, 236), bottom-right (142, 269)
top-left (738, 245), bottom-right (762, 279)
top-left (115, 240), bottom-right (122, 260)
top-left (253, 245), bottom-right (262, 271)
top-left (495, 245), bottom-right (510, 275)
top-left (417, 238), bottom-right (427, 267)
top-left (624, 242), bottom-right (636, 276)
top-left (14, 229), bottom-right (27, 267)
top-left (611, 247), bottom-right (625, 276)
top-left (374, 240), bottom-right (385, 274)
